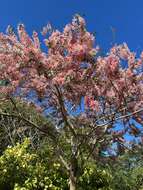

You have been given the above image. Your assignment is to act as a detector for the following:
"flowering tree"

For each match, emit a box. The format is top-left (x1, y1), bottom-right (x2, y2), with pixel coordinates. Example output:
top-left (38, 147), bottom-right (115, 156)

top-left (0, 15), bottom-right (143, 190)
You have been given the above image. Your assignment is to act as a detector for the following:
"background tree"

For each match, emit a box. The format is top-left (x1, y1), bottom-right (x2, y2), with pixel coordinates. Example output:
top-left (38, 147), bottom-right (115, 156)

top-left (0, 94), bottom-right (56, 153)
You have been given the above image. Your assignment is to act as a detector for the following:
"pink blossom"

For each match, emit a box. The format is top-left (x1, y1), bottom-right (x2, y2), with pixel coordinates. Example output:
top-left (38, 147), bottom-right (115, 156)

top-left (0, 15), bottom-right (142, 120)
top-left (85, 96), bottom-right (99, 111)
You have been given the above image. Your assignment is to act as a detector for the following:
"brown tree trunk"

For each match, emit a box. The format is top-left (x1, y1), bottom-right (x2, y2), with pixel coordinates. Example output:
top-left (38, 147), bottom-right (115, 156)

top-left (69, 156), bottom-right (78, 190)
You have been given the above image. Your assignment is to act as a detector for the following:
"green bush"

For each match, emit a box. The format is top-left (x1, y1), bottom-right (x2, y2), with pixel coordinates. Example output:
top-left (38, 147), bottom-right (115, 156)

top-left (0, 138), bottom-right (68, 190)
top-left (78, 163), bottom-right (112, 190)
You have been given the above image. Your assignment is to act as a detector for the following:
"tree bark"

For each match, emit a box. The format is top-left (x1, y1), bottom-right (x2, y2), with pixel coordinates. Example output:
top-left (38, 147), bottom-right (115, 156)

top-left (69, 156), bottom-right (78, 190)
top-left (69, 172), bottom-right (76, 190)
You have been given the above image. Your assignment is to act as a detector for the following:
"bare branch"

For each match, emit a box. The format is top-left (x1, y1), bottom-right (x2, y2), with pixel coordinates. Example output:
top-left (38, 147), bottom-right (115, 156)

top-left (54, 84), bottom-right (77, 137)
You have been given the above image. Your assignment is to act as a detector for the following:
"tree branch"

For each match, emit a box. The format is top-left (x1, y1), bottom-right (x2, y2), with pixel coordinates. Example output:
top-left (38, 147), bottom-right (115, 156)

top-left (54, 84), bottom-right (77, 137)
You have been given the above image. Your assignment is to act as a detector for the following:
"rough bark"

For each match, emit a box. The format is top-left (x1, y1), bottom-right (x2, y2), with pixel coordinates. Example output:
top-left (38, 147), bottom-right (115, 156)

top-left (69, 156), bottom-right (78, 190)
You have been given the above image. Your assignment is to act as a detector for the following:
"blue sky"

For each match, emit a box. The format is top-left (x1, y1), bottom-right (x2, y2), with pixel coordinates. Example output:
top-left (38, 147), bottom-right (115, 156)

top-left (1, 0), bottom-right (143, 53)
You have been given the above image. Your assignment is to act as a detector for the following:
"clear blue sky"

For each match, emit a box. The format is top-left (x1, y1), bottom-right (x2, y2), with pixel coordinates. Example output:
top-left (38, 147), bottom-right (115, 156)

top-left (1, 0), bottom-right (143, 52)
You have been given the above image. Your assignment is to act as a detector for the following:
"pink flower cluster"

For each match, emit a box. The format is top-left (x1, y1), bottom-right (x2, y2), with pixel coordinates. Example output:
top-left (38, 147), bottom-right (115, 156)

top-left (0, 15), bottom-right (143, 122)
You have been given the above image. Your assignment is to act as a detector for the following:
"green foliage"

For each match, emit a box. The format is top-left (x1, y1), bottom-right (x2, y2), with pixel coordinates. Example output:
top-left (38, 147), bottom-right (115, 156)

top-left (0, 97), bottom-right (51, 128)
top-left (0, 138), bottom-right (115, 190)
top-left (0, 138), bottom-right (68, 190)
top-left (78, 163), bottom-right (112, 190)
top-left (0, 97), bottom-right (55, 153)
top-left (109, 149), bottom-right (143, 190)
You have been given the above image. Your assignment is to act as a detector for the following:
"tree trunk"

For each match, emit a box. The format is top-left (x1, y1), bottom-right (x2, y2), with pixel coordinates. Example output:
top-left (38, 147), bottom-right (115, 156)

top-left (69, 156), bottom-right (78, 190)
top-left (68, 133), bottom-right (79, 190)
top-left (69, 173), bottom-right (76, 190)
